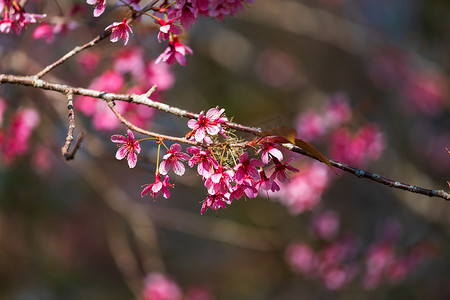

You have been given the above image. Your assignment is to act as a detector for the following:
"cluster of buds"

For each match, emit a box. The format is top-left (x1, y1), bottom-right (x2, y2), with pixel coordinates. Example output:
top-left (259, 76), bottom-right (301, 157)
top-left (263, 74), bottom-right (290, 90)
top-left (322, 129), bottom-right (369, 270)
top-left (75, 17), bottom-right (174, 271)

top-left (111, 107), bottom-right (300, 214)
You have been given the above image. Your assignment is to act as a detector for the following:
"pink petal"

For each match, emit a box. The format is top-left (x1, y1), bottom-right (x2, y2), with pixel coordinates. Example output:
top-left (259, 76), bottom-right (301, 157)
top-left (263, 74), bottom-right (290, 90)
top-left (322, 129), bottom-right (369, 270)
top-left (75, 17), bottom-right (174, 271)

top-left (170, 143), bottom-right (182, 152)
top-left (194, 128), bottom-right (205, 142)
top-left (172, 160), bottom-right (185, 176)
top-left (127, 151), bottom-right (137, 168)
top-left (116, 146), bottom-right (128, 160)
top-left (141, 185), bottom-right (152, 197)
top-left (111, 134), bottom-right (128, 144)
top-left (159, 160), bottom-right (169, 175)
top-left (152, 182), bottom-right (163, 193)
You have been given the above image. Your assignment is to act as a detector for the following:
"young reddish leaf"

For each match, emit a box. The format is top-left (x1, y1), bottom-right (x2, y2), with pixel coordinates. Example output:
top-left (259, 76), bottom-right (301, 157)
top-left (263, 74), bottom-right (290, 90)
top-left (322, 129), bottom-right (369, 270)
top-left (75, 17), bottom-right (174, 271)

top-left (261, 126), bottom-right (335, 174)
top-left (295, 138), bottom-right (335, 174)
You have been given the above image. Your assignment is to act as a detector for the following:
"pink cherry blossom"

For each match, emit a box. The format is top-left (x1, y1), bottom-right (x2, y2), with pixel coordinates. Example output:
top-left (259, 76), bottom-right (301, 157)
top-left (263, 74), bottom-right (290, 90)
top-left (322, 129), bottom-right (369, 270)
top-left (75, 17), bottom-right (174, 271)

top-left (234, 152), bottom-right (264, 184)
top-left (311, 211), bottom-right (340, 240)
top-left (186, 146), bottom-right (219, 179)
top-left (200, 193), bottom-right (229, 215)
top-left (255, 170), bottom-right (280, 193)
top-left (141, 174), bottom-right (172, 199)
top-left (87, 0), bottom-right (106, 17)
top-left (230, 178), bottom-right (258, 200)
top-left (155, 37), bottom-right (193, 66)
top-left (110, 129), bottom-right (141, 168)
top-left (286, 243), bottom-right (316, 275)
top-left (269, 158), bottom-right (299, 183)
top-left (2, 108), bottom-right (40, 165)
top-left (160, 144), bottom-right (191, 176)
top-left (204, 166), bottom-right (234, 195)
top-left (169, 1), bottom-right (197, 29)
top-left (257, 142), bottom-right (283, 164)
top-left (187, 106), bottom-right (227, 144)
top-left (105, 19), bottom-right (133, 45)
top-left (157, 18), bottom-right (183, 42)
top-left (140, 273), bottom-right (182, 300)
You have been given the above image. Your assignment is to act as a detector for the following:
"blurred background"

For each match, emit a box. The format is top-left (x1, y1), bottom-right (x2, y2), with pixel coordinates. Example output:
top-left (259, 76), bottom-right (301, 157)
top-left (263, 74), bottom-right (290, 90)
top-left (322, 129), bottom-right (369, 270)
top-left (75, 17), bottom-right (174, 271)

top-left (0, 0), bottom-right (449, 299)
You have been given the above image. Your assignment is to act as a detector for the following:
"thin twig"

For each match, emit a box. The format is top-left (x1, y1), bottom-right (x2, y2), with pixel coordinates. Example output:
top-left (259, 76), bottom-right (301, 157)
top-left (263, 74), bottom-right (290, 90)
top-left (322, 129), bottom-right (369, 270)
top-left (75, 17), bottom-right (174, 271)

top-left (60, 90), bottom-right (85, 160)
top-left (0, 74), bottom-right (448, 201)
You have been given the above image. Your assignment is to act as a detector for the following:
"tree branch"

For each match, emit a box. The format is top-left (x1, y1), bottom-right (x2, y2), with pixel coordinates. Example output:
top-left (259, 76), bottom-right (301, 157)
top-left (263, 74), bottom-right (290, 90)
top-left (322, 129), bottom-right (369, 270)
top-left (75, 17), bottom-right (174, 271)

top-left (0, 74), bottom-right (448, 201)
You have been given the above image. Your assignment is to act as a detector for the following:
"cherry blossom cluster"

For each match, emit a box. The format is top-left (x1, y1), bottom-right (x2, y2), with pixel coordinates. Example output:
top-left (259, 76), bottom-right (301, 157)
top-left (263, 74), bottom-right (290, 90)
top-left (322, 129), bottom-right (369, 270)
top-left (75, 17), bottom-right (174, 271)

top-left (0, 0), bottom-right (45, 34)
top-left (0, 97), bottom-right (40, 166)
top-left (111, 106), bottom-right (301, 214)
top-left (140, 273), bottom-right (212, 300)
top-left (77, 46), bottom-right (174, 131)
top-left (88, 0), bottom-right (253, 66)
top-left (286, 215), bottom-right (432, 290)
top-left (296, 93), bottom-right (385, 168)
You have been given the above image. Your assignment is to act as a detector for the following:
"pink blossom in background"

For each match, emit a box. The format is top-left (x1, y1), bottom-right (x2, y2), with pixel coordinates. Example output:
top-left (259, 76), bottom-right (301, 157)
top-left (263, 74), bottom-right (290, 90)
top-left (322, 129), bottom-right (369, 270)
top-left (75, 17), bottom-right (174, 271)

top-left (31, 145), bottom-right (54, 173)
top-left (77, 51), bottom-right (100, 74)
top-left (77, 70), bottom-right (125, 130)
top-left (33, 21), bottom-right (77, 43)
top-left (311, 211), bottom-right (340, 240)
top-left (368, 52), bottom-right (409, 91)
top-left (169, 1), bottom-right (197, 29)
top-left (146, 61), bottom-right (175, 90)
top-left (140, 273), bottom-right (182, 300)
top-left (33, 23), bottom-right (55, 43)
top-left (254, 49), bottom-right (297, 89)
top-left (274, 162), bottom-right (329, 215)
top-left (286, 243), bottom-right (316, 275)
top-left (2, 108), bottom-right (40, 165)
top-left (329, 125), bottom-right (385, 168)
top-left (323, 93), bottom-right (352, 129)
top-left (105, 19), bottom-right (133, 45)
top-left (401, 71), bottom-right (447, 117)
top-left (207, 0), bottom-right (254, 21)
top-left (0, 97), bottom-right (6, 125)
top-left (184, 287), bottom-right (213, 300)
top-left (296, 111), bottom-right (325, 141)
top-left (114, 47), bottom-right (145, 80)
top-left (87, 0), bottom-right (106, 17)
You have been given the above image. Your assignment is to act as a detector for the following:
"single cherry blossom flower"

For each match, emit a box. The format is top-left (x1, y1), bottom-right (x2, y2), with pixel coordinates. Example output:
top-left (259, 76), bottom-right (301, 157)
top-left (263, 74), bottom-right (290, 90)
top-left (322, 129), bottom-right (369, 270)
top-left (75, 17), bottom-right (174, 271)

top-left (257, 142), bottom-right (283, 164)
top-left (141, 174), bottom-right (172, 199)
top-left (201, 193), bottom-right (230, 215)
top-left (231, 178), bottom-right (259, 200)
top-left (155, 37), bottom-right (193, 66)
top-left (186, 146), bottom-right (219, 179)
top-left (255, 170), bottom-right (280, 192)
top-left (111, 129), bottom-right (141, 168)
top-left (87, 0), bottom-right (106, 17)
top-left (159, 143), bottom-right (191, 176)
top-left (234, 152), bottom-right (264, 184)
top-left (204, 166), bottom-right (234, 195)
top-left (269, 158), bottom-right (300, 183)
top-left (187, 106), bottom-right (227, 144)
top-left (169, 1), bottom-right (197, 29)
top-left (157, 18), bottom-right (182, 42)
top-left (105, 18), bottom-right (133, 45)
